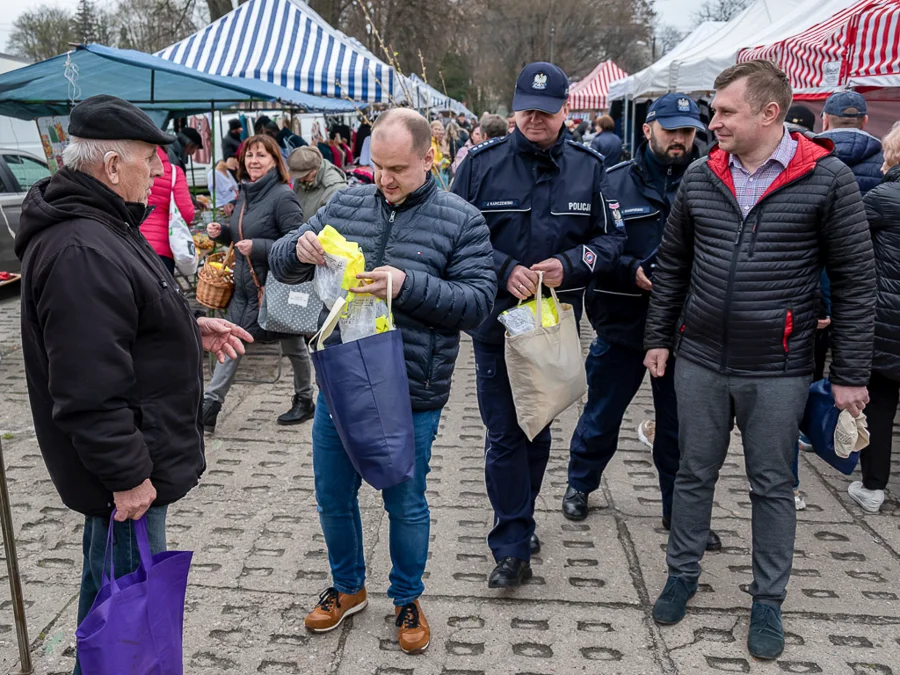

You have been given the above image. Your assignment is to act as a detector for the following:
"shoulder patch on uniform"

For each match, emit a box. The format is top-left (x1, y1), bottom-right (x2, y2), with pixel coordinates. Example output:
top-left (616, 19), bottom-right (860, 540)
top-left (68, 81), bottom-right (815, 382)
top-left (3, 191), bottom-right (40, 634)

top-left (582, 245), bottom-right (597, 272)
top-left (469, 136), bottom-right (509, 156)
top-left (566, 140), bottom-right (605, 163)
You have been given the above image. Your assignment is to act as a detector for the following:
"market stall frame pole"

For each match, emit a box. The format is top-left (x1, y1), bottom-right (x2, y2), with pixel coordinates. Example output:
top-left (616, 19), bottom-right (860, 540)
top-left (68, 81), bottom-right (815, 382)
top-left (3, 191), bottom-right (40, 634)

top-left (0, 436), bottom-right (34, 675)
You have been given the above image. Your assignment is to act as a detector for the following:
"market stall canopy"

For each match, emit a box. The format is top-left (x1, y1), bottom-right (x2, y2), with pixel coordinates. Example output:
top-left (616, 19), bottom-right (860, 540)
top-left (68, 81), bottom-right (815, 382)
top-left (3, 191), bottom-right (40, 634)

top-left (406, 75), bottom-right (474, 116)
top-left (739, 0), bottom-right (900, 96)
top-left (568, 61), bottom-right (628, 110)
top-left (158, 0), bottom-right (396, 103)
top-left (0, 43), bottom-right (358, 122)
top-left (607, 22), bottom-right (725, 101)
top-left (666, 0), bottom-right (860, 96)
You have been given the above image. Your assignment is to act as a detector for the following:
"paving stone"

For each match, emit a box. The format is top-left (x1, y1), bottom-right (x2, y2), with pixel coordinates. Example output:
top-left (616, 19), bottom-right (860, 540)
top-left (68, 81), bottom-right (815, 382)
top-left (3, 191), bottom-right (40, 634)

top-left (337, 599), bottom-right (659, 675)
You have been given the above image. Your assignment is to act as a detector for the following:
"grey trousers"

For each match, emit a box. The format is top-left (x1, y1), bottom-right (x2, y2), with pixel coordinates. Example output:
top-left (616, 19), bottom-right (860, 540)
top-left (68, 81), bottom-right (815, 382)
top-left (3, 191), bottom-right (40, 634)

top-left (205, 335), bottom-right (314, 404)
top-left (668, 357), bottom-right (810, 606)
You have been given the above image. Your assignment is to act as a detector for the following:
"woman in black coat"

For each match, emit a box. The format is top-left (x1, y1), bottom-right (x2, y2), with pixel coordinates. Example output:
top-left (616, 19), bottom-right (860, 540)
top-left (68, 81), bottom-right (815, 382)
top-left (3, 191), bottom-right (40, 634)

top-left (849, 123), bottom-right (900, 513)
top-left (202, 135), bottom-right (312, 432)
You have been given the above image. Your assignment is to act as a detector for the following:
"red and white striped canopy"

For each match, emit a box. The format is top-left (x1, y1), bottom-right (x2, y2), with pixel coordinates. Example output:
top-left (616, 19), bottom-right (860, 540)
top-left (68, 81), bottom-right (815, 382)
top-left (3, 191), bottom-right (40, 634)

top-left (568, 61), bottom-right (629, 111)
top-left (738, 0), bottom-right (900, 96)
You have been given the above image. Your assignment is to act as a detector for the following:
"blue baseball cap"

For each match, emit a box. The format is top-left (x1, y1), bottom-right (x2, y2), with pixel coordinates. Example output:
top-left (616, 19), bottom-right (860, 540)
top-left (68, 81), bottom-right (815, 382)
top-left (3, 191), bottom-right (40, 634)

top-left (645, 94), bottom-right (705, 131)
top-left (823, 91), bottom-right (867, 117)
top-left (512, 62), bottom-right (570, 114)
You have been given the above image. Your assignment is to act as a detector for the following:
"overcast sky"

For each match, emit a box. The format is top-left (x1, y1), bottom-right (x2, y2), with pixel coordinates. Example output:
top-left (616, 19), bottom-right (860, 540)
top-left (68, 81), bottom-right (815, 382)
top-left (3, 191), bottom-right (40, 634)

top-left (0, 0), bottom-right (710, 56)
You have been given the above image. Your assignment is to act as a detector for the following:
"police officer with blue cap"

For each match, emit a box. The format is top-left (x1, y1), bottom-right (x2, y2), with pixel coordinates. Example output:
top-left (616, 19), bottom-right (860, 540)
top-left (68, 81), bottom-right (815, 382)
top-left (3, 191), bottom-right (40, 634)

top-left (562, 93), bottom-right (722, 551)
top-left (453, 62), bottom-right (625, 588)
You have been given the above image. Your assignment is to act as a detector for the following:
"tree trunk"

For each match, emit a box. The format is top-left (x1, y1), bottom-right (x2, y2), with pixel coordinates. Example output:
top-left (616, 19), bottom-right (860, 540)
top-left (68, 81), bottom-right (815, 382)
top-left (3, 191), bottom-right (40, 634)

top-left (207, 0), bottom-right (247, 22)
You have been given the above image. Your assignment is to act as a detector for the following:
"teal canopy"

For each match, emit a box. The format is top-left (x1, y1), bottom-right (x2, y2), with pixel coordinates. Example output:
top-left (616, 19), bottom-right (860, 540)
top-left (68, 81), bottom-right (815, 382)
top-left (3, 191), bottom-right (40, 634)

top-left (0, 43), bottom-right (360, 121)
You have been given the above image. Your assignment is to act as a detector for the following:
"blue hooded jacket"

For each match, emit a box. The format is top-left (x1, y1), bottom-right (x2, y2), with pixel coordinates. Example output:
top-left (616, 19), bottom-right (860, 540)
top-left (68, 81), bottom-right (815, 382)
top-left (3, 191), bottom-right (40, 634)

top-left (817, 128), bottom-right (884, 195)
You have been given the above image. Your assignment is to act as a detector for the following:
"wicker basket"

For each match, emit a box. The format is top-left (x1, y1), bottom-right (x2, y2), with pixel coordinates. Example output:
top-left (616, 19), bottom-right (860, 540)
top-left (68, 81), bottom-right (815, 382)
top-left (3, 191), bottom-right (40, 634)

top-left (196, 244), bottom-right (235, 310)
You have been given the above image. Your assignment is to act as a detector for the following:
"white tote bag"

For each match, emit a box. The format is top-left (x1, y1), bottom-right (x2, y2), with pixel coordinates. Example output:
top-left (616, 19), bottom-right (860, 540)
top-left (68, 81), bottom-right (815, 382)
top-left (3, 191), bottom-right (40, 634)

top-left (504, 274), bottom-right (587, 441)
top-left (167, 167), bottom-right (198, 276)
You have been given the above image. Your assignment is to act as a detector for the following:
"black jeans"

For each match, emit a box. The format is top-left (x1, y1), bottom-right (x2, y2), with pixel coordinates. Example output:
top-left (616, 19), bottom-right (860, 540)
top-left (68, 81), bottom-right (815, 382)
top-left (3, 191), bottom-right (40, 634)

top-left (861, 370), bottom-right (899, 490)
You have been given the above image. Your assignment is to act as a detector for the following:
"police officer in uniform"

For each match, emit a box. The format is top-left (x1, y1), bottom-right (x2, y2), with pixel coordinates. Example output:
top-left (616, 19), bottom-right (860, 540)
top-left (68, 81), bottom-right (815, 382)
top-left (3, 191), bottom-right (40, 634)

top-left (563, 94), bottom-right (721, 551)
top-left (453, 62), bottom-right (626, 588)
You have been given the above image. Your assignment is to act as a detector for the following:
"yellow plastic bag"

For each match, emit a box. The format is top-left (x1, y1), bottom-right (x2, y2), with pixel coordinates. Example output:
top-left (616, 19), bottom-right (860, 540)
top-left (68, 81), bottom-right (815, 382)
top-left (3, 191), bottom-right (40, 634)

top-left (315, 225), bottom-right (366, 307)
top-left (499, 296), bottom-right (559, 336)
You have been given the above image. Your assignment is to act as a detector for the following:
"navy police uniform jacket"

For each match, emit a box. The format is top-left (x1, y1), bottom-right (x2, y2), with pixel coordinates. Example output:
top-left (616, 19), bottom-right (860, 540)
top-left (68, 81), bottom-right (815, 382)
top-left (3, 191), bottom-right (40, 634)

top-left (586, 143), bottom-right (701, 350)
top-left (452, 128), bottom-right (626, 344)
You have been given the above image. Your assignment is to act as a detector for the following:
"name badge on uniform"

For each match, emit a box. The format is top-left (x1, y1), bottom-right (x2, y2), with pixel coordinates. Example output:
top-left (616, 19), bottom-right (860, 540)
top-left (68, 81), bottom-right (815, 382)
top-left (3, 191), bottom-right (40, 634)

top-left (481, 199), bottom-right (520, 210)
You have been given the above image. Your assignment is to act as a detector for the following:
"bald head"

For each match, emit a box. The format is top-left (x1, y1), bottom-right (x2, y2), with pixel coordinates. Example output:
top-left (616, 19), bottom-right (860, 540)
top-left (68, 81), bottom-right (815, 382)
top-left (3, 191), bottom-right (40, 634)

top-left (373, 108), bottom-right (432, 157)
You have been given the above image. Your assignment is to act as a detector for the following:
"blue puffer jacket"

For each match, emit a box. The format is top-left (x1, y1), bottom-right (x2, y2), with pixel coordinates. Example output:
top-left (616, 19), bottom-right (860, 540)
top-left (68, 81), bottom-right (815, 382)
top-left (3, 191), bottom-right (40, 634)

top-left (817, 128), bottom-right (884, 195)
top-left (591, 131), bottom-right (624, 166)
top-left (269, 174), bottom-right (496, 411)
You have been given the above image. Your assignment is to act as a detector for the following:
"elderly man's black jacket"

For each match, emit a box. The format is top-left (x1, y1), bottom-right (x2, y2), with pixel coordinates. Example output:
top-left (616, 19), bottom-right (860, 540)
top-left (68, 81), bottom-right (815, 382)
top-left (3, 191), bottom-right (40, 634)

top-left (15, 168), bottom-right (206, 516)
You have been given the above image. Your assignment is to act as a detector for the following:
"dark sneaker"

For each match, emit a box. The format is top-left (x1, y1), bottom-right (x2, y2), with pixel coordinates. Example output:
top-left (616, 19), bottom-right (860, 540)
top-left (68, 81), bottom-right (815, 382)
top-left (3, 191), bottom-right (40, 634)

top-left (304, 587), bottom-right (368, 633)
top-left (662, 517), bottom-right (722, 552)
top-left (202, 398), bottom-right (221, 434)
top-left (488, 557), bottom-right (532, 588)
top-left (562, 485), bottom-right (588, 521)
top-left (652, 576), bottom-right (697, 625)
top-left (277, 396), bottom-right (315, 426)
top-left (748, 602), bottom-right (784, 660)
top-left (395, 600), bottom-right (430, 654)
top-left (530, 533), bottom-right (541, 555)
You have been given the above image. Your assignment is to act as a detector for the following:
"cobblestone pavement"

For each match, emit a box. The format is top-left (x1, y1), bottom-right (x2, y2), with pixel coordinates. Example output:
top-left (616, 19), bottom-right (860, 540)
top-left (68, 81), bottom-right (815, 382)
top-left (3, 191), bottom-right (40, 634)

top-left (0, 287), bottom-right (899, 674)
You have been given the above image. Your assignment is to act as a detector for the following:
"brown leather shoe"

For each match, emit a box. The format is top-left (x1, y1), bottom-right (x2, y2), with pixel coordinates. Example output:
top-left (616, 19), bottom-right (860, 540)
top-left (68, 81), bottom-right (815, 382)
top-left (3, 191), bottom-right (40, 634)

top-left (304, 587), bottom-right (368, 633)
top-left (395, 599), bottom-right (430, 654)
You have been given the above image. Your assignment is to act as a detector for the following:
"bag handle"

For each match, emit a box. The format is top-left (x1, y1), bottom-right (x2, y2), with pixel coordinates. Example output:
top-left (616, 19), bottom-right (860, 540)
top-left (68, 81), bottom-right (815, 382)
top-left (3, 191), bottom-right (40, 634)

top-left (310, 271), bottom-right (392, 351)
top-left (513, 271), bottom-right (563, 329)
top-left (237, 202), bottom-right (264, 303)
top-left (101, 510), bottom-right (155, 593)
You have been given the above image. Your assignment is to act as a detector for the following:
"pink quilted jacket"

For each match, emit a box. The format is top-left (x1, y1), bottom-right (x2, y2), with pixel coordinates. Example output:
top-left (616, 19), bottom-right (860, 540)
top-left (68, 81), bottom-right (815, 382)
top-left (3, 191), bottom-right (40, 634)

top-left (141, 147), bottom-right (195, 259)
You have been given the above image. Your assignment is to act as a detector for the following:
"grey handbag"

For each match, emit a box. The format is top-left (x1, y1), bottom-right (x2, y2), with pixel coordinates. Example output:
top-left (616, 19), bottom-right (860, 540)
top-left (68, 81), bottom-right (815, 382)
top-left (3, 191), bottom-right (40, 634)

top-left (258, 277), bottom-right (324, 335)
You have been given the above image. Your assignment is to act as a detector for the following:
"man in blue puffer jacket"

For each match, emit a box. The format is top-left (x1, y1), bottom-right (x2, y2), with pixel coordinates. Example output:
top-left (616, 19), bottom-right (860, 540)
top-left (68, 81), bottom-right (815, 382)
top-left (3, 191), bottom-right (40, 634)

top-left (269, 108), bottom-right (496, 655)
top-left (818, 91), bottom-right (884, 195)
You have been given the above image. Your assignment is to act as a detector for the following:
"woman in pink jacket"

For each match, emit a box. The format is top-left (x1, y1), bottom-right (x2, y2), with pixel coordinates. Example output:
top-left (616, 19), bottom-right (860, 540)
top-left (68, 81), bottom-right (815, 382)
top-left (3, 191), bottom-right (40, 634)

top-left (141, 147), bottom-right (195, 275)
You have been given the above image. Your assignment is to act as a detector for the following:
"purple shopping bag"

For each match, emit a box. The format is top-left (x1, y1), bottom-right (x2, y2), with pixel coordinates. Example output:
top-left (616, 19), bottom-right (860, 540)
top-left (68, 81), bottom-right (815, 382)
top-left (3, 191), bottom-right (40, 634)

top-left (76, 511), bottom-right (193, 675)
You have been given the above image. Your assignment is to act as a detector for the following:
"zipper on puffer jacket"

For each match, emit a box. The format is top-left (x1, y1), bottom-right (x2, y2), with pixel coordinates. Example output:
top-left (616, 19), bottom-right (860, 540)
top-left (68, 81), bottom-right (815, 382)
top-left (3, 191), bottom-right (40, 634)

top-left (783, 308), bottom-right (793, 372)
top-left (375, 209), bottom-right (397, 266)
top-left (721, 218), bottom-right (747, 372)
top-left (748, 210), bottom-right (762, 258)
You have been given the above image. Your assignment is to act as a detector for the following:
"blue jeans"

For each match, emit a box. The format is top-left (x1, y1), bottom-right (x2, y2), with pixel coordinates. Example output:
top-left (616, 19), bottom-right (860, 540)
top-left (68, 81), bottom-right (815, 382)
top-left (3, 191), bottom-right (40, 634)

top-left (74, 506), bottom-right (168, 675)
top-left (312, 392), bottom-right (441, 607)
top-left (473, 339), bottom-right (554, 562)
top-left (569, 337), bottom-right (680, 519)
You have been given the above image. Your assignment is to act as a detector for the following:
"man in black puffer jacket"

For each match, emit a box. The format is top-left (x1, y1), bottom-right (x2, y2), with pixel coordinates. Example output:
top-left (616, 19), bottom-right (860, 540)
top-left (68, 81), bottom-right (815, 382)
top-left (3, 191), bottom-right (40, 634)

top-left (643, 61), bottom-right (875, 661)
top-left (269, 108), bottom-right (495, 654)
top-left (849, 130), bottom-right (900, 514)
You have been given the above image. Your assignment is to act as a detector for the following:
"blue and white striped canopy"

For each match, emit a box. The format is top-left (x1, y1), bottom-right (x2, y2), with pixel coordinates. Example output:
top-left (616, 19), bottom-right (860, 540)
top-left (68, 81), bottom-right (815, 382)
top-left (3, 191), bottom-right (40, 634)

top-left (157, 0), bottom-right (396, 103)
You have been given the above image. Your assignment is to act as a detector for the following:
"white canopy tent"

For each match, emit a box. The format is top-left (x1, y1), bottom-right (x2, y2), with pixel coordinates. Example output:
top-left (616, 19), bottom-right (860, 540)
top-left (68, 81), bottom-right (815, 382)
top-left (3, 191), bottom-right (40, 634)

top-left (667, 0), bottom-right (860, 95)
top-left (608, 22), bottom-right (725, 102)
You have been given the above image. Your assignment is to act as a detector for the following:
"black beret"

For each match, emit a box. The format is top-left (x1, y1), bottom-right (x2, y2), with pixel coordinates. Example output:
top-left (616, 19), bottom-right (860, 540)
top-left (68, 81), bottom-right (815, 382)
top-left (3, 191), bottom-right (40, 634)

top-left (69, 95), bottom-right (176, 145)
top-left (180, 127), bottom-right (203, 149)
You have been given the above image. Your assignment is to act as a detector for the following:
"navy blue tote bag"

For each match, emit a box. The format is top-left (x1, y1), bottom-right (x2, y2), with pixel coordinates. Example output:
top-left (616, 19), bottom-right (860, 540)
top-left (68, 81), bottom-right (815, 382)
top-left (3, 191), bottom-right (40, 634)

top-left (799, 378), bottom-right (861, 475)
top-left (310, 275), bottom-right (416, 489)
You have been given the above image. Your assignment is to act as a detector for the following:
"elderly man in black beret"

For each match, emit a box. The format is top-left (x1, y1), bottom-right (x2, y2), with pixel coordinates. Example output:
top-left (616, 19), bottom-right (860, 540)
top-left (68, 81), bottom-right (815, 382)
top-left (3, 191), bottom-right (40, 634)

top-left (14, 94), bottom-right (253, 675)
